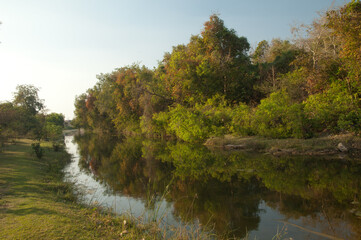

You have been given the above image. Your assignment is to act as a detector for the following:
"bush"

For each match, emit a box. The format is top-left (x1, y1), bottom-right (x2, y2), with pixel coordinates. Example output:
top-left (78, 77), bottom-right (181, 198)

top-left (43, 122), bottom-right (63, 141)
top-left (303, 82), bottom-right (358, 133)
top-left (151, 111), bottom-right (171, 137)
top-left (195, 95), bottom-right (233, 137)
top-left (165, 104), bottom-right (212, 142)
top-left (152, 95), bottom-right (242, 142)
top-left (228, 103), bottom-right (253, 136)
top-left (337, 110), bottom-right (361, 133)
top-left (31, 142), bottom-right (43, 159)
top-left (252, 90), bottom-right (306, 138)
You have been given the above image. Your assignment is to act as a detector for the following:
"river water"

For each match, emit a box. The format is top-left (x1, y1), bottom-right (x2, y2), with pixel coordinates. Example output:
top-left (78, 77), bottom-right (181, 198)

top-left (63, 133), bottom-right (361, 239)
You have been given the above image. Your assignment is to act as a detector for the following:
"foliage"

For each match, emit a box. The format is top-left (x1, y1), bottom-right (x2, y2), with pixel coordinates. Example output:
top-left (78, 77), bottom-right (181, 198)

top-left (43, 122), bottom-right (63, 141)
top-left (73, 93), bottom-right (89, 129)
top-left (277, 68), bottom-right (308, 102)
top-left (1, 86), bottom-right (65, 141)
top-left (253, 39), bottom-right (299, 97)
top-left (228, 103), bottom-right (253, 136)
top-left (159, 14), bottom-right (253, 104)
top-left (194, 95), bottom-right (232, 136)
top-left (252, 91), bottom-right (306, 138)
top-left (31, 142), bottom-right (43, 159)
top-left (156, 104), bottom-right (212, 142)
top-left (304, 82), bottom-right (360, 132)
top-left (291, 14), bottom-right (341, 93)
top-left (13, 84), bottom-right (44, 115)
top-left (46, 112), bottom-right (65, 127)
top-left (152, 95), bottom-right (247, 142)
top-left (337, 109), bottom-right (361, 132)
top-left (42, 112), bottom-right (65, 141)
top-left (73, 5), bottom-right (361, 140)
top-left (327, 0), bottom-right (361, 97)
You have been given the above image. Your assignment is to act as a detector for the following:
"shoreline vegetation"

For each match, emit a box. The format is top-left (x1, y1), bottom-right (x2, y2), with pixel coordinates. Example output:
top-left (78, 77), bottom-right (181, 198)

top-left (72, 1), bottom-right (361, 146)
top-left (1, 1), bottom-right (361, 239)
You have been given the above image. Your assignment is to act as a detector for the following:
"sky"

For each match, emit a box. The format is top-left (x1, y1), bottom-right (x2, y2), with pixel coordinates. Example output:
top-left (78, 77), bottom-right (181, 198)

top-left (0, 0), bottom-right (350, 120)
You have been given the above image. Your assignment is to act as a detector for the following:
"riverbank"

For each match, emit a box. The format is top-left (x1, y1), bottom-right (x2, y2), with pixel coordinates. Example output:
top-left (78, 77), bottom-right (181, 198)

top-left (0, 139), bottom-right (159, 239)
top-left (204, 133), bottom-right (361, 159)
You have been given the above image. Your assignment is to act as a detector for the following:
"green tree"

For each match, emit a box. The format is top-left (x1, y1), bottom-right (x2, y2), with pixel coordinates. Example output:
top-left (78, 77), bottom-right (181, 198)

top-left (73, 94), bottom-right (89, 129)
top-left (13, 84), bottom-right (44, 115)
top-left (43, 112), bottom-right (65, 141)
top-left (46, 113), bottom-right (65, 127)
top-left (252, 40), bottom-right (269, 64)
top-left (11, 85), bottom-right (45, 138)
top-left (161, 14), bottom-right (252, 104)
top-left (112, 65), bottom-right (149, 134)
top-left (0, 102), bottom-right (21, 138)
top-left (254, 39), bottom-right (299, 96)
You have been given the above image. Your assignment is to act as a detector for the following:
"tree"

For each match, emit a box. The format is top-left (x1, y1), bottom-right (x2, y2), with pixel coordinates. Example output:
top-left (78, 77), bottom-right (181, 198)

top-left (327, 0), bottom-right (361, 99)
top-left (73, 94), bottom-right (89, 129)
top-left (0, 102), bottom-right (21, 138)
top-left (13, 84), bottom-right (44, 115)
top-left (161, 14), bottom-right (253, 104)
top-left (292, 14), bottom-right (341, 94)
top-left (254, 39), bottom-right (299, 96)
top-left (200, 14), bottom-right (251, 101)
top-left (252, 40), bottom-right (269, 64)
top-left (46, 113), bottom-right (65, 127)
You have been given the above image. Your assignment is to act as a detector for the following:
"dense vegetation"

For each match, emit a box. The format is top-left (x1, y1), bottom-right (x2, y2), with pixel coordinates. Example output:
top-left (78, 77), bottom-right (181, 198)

top-left (73, 1), bottom-right (361, 142)
top-left (0, 84), bottom-right (65, 146)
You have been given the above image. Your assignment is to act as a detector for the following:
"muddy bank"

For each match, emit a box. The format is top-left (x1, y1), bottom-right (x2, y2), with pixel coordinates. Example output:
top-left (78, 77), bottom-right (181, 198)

top-left (204, 134), bottom-right (361, 159)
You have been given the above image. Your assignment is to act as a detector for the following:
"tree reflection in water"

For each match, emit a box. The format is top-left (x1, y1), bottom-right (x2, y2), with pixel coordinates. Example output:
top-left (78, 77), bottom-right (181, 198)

top-left (73, 133), bottom-right (361, 239)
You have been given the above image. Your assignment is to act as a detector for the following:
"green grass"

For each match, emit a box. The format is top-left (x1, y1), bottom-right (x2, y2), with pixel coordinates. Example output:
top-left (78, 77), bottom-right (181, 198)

top-left (0, 139), bottom-right (160, 240)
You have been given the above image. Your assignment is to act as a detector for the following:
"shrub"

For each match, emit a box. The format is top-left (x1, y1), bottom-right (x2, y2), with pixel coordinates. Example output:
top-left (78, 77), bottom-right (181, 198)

top-left (252, 90), bottom-right (306, 138)
top-left (303, 82), bottom-right (358, 133)
top-left (151, 111), bottom-right (171, 137)
top-left (228, 103), bottom-right (253, 136)
top-left (31, 142), bottom-right (43, 159)
top-left (195, 95), bottom-right (233, 137)
top-left (337, 110), bottom-right (361, 133)
top-left (153, 96), bottom-right (234, 142)
top-left (166, 104), bottom-right (212, 142)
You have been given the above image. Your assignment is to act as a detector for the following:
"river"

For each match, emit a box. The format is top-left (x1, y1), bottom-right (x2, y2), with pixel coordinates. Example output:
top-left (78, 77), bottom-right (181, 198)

top-left (63, 133), bottom-right (361, 239)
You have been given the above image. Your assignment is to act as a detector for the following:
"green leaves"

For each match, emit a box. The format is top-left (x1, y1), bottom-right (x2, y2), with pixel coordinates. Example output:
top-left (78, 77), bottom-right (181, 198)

top-left (72, 8), bottom-right (361, 139)
top-left (253, 91), bottom-right (306, 138)
top-left (304, 82), bottom-right (360, 132)
top-left (13, 84), bottom-right (44, 115)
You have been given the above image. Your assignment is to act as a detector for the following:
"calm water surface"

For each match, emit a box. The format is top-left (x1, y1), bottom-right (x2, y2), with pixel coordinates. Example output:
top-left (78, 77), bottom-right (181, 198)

top-left (63, 134), bottom-right (361, 239)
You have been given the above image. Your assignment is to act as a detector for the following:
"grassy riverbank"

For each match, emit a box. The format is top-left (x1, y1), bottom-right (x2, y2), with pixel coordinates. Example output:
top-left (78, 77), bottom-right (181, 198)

top-left (205, 133), bottom-right (361, 159)
top-left (0, 139), bottom-right (159, 240)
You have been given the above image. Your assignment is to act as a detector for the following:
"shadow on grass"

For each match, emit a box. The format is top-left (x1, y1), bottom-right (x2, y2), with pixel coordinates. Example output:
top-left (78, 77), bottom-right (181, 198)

top-left (5, 207), bottom-right (58, 216)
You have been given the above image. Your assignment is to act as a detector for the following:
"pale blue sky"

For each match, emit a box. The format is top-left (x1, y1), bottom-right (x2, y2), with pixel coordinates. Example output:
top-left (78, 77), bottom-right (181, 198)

top-left (0, 0), bottom-right (349, 119)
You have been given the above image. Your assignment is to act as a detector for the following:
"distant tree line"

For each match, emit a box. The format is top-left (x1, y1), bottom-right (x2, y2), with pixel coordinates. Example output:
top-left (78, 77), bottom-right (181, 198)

top-left (0, 84), bottom-right (65, 143)
top-left (73, 1), bottom-right (361, 142)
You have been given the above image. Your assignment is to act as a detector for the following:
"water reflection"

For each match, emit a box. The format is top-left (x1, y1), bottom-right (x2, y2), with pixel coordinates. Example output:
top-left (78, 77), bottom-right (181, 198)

top-left (65, 133), bottom-right (361, 239)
